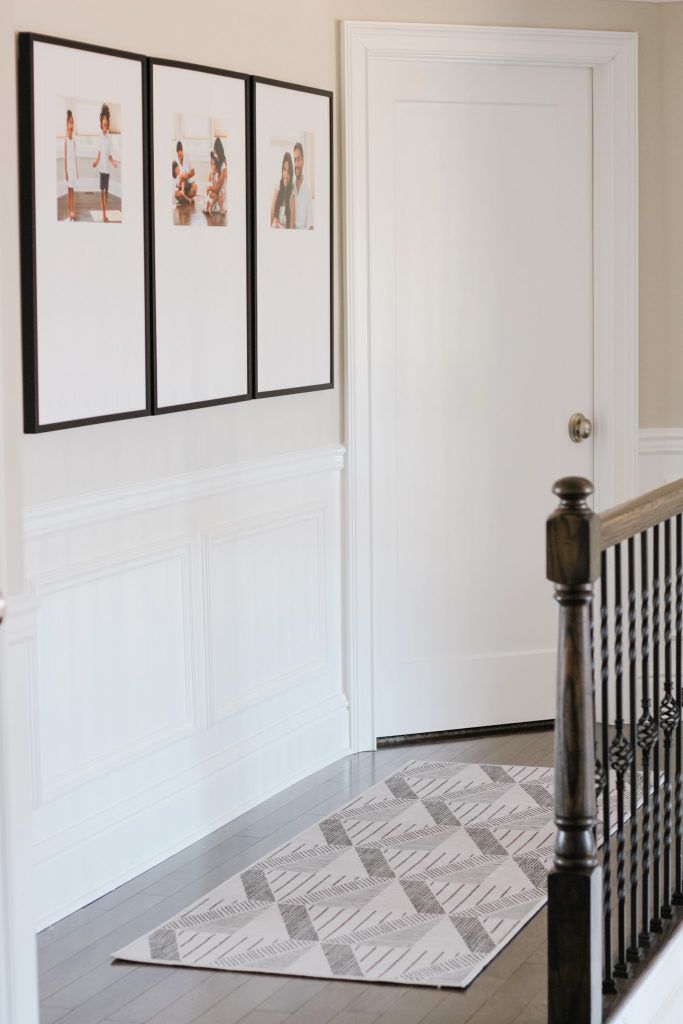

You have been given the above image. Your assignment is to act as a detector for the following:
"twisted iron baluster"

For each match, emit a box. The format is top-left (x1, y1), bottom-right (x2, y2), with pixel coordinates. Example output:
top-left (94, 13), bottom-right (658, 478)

top-left (651, 525), bottom-right (663, 931)
top-left (674, 514), bottom-right (683, 906)
top-left (638, 531), bottom-right (655, 947)
top-left (601, 551), bottom-right (616, 991)
top-left (609, 544), bottom-right (631, 976)
top-left (627, 537), bottom-right (640, 962)
top-left (661, 519), bottom-right (679, 918)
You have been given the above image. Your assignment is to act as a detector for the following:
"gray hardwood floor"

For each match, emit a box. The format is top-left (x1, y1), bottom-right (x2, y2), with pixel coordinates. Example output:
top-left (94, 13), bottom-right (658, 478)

top-left (38, 728), bottom-right (554, 1024)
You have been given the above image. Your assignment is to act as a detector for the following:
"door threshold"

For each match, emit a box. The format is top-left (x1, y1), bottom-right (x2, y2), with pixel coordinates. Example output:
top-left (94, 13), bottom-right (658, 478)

top-left (377, 720), bottom-right (554, 747)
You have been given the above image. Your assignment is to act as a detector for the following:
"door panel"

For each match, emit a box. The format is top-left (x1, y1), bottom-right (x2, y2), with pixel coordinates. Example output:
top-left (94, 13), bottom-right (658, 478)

top-left (368, 60), bottom-right (594, 737)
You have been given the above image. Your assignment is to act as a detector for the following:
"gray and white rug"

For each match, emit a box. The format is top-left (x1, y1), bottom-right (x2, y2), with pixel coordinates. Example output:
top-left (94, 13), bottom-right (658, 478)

top-left (116, 760), bottom-right (582, 988)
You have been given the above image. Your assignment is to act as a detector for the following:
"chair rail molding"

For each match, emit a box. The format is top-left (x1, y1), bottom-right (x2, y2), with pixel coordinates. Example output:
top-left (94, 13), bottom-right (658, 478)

top-left (638, 428), bottom-right (683, 493)
top-left (24, 443), bottom-right (346, 538)
top-left (343, 21), bottom-right (638, 751)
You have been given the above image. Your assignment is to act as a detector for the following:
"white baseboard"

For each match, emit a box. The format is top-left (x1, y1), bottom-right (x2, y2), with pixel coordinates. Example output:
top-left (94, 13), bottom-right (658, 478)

top-left (611, 923), bottom-right (683, 1024)
top-left (23, 445), bottom-right (348, 928)
top-left (34, 694), bottom-right (350, 929)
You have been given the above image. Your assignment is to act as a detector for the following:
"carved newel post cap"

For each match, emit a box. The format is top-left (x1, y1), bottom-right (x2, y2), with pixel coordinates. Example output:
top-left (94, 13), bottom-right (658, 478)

top-left (547, 477), bottom-right (599, 585)
top-left (552, 477), bottom-right (594, 506)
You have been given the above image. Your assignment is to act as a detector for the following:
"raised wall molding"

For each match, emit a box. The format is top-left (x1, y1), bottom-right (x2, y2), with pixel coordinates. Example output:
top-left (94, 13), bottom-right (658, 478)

top-left (3, 594), bottom-right (38, 646)
top-left (23, 445), bottom-right (347, 928)
top-left (24, 444), bottom-right (345, 538)
top-left (203, 505), bottom-right (328, 725)
top-left (29, 539), bottom-right (198, 806)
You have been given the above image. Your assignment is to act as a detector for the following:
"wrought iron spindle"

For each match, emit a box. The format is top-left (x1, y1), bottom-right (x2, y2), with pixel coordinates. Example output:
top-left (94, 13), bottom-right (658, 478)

top-left (661, 519), bottom-right (679, 918)
top-left (609, 544), bottom-right (630, 975)
top-left (627, 536), bottom-right (640, 962)
top-left (675, 513), bottom-right (683, 906)
top-left (652, 525), bottom-right (663, 931)
top-left (638, 531), bottom-right (655, 948)
top-left (601, 550), bottom-right (616, 991)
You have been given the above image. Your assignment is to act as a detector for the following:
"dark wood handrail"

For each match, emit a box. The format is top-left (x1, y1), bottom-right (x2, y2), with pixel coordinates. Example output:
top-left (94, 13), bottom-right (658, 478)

top-left (599, 478), bottom-right (683, 550)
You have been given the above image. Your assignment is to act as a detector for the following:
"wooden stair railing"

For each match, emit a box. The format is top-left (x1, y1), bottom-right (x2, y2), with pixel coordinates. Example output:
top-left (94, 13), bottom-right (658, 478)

top-left (547, 476), bottom-right (683, 1024)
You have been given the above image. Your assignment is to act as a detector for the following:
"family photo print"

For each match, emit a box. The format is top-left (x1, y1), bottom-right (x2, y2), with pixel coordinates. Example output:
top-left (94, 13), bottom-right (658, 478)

top-left (269, 133), bottom-right (315, 231)
top-left (56, 97), bottom-right (122, 223)
top-left (170, 114), bottom-right (227, 227)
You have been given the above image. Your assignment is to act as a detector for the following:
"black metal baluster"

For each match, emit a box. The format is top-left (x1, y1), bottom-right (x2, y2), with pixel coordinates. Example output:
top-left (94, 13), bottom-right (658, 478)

top-left (652, 525), bottom-right (663, 931)
top-left (674, 514), bottom-right (683, 906)
top-left (627, 536), bottom-right (640, 962)
top-left (601, 550), bottom-right (616, 991)
top-left (610, 545), bottom-right (630, 976)
top-left (638, 531), bottom-right (655, 948)
top-left (661, 519), bottom-right (679, 918)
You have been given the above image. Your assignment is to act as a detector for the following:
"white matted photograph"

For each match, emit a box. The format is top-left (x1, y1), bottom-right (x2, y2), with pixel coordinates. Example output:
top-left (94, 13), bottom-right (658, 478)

top-left (151, 59), bottom-right (250, 412)
top-left (19, 34), bottom-right (150, 432)
top-left (253, 77), bottom-right (332, 396)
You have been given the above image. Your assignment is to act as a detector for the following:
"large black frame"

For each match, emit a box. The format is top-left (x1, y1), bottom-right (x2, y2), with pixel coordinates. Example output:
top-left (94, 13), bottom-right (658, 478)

top-left (148, 57), bottom-right (253, 415)
top-left (251, 76), bottom-right (334, 399)
top-left (18, 32), bottom-right (152, 433)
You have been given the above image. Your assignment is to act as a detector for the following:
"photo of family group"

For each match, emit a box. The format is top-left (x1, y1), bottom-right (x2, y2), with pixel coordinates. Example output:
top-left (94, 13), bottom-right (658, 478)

top-left (56, 96), bottom-right (122, 222)
top-left (268, 131), bottom-right (315, 230)
top-left (171, 114), bottom-right (228, 227)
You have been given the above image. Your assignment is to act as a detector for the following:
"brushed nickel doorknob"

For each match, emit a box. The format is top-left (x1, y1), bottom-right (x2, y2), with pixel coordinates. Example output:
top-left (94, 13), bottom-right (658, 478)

top-left (568, 413), bottom-right (593, 443)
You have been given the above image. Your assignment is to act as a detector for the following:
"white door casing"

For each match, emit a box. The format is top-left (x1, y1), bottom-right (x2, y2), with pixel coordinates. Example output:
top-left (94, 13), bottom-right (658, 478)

top-left (343, 24), bottom-right (638, 750)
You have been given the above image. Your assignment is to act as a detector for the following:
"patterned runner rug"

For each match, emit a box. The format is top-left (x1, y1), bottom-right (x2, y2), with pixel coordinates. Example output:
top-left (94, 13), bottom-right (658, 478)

top-left (113, 760), bottom-right (607, 989)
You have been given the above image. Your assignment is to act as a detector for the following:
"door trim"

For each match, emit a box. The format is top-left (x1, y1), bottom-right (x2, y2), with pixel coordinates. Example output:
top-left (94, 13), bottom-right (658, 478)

top-left (342, 22), bottom-right (638, 751)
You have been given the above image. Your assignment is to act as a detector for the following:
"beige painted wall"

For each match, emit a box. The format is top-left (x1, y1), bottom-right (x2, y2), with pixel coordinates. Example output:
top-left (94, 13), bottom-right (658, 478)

top-left (658, 3), bottom-right (683, 428)
top-left (2, 0), bottom-right (681, 588)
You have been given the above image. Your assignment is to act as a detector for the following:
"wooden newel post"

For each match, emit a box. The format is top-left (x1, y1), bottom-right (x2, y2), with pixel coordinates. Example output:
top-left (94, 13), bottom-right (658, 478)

top-left (547, 477), bottom-right (603, 1024)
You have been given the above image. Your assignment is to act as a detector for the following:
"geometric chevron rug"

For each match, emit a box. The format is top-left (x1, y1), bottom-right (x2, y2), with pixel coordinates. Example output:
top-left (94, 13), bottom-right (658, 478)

top-left (114, 761), bottom-right (566, 988)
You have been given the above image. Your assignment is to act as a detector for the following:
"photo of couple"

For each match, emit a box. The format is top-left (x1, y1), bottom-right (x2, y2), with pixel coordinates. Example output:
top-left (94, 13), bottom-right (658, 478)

top-left (171, 114), bottom-right (228, 227)
top-left (56, 97), bottom-right (122, 222)
top-left (269, 132), bottom-right (315, 230)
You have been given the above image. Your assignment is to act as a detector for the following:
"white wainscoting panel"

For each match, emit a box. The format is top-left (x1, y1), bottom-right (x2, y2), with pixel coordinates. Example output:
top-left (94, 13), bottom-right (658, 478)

top-left (31, 540), bottom-right (197, 805)
top-left (204, 507), bottom-right (327, 725)
top-left (24, 445), bottom-right (348, 929)
top-left (2, 597), bottom-right (40, 1023)
top-left (638, 429), bottom-right (683, 493)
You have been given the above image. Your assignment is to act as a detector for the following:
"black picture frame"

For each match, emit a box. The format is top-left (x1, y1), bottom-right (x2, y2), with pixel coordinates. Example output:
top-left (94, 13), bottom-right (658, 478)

top-left (18, 32), bottom-right (152, 433)
top-left (148, 57), bottom-right (253, 415)
top-left (251, 76), bottom-right (334, 399)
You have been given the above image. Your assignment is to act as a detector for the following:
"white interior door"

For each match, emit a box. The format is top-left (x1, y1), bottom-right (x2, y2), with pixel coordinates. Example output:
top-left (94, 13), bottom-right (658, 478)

top-left (368, 57), bottom-right (595, 738)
